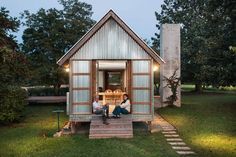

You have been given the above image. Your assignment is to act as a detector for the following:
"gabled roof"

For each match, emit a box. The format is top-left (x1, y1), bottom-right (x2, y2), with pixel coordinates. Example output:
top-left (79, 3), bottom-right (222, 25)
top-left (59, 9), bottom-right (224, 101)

top-left (57, 10), bottom-right (164, 66)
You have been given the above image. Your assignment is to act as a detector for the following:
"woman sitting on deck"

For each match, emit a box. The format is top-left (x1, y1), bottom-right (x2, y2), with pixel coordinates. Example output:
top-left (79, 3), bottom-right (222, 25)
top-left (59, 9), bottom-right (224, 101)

top-left (112, 94), bottom-right (130, 118)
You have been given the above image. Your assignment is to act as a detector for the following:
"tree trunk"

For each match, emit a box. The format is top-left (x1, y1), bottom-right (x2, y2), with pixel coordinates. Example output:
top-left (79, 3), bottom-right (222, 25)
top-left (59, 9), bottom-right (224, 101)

top-left (195, 83), bottom-right (203, 92)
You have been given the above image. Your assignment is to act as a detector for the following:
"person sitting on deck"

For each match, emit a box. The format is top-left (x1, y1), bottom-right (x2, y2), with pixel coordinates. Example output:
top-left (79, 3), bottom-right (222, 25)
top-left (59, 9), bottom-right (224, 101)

top-left (93, 95), bottom-right (109, 125)
top-left (112, 94), bottom-right (130, 118)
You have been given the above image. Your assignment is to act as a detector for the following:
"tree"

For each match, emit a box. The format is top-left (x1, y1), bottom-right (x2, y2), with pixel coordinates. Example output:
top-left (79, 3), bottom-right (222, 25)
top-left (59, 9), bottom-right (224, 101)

top-left (0, 8), bottom-right (28, 124)
top-left (21, 0), bottom-right (96, 95)
top-left (0, 7), bottom-right (28, 88)
top-left (0, 7), bottom-right (19, 49)
top-left (204, 0), bottom-right (236, 87)
top-left (152, 0), bottom-right (236, 91)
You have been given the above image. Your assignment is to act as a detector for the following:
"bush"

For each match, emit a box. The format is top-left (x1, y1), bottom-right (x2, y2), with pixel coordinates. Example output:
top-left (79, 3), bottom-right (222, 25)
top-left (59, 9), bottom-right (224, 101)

top-left (0, 86), bottom-right (27, 124)
top-left (27, 87), bottom-right (69, 96)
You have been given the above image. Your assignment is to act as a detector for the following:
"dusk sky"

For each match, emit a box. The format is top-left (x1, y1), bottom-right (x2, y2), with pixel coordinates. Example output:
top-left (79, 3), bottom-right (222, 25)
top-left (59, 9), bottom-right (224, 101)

top-left (1, 0), bottom-right (163, 43)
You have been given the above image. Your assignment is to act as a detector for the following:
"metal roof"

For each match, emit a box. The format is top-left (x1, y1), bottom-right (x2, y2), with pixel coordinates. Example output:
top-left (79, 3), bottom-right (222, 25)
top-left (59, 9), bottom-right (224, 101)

top-left (57, 9), bottom-right (165, 66)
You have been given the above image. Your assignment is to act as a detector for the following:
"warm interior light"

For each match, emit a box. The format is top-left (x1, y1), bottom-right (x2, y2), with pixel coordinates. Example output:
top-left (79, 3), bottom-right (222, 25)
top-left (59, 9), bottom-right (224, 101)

top-left (153, 66), bottom-right (159, 72)
top-left (64, 64), bottom-right (70, 72)
top-left (65, 68), bottom-right (70, 72)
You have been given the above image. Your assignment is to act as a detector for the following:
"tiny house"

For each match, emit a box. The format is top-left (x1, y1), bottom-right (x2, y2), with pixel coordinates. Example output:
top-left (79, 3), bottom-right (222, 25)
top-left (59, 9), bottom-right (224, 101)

top-left (57, 10), bottom-right (181, 124)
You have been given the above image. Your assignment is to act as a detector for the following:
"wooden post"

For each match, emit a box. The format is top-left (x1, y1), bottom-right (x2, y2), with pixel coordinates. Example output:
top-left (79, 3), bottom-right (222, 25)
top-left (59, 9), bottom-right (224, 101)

top-left (127, 60), bottom-right (132, 112)
top-left (71, 122), bottom-right (76, 134)
top-left (147, 121), bottom-right (152, 132)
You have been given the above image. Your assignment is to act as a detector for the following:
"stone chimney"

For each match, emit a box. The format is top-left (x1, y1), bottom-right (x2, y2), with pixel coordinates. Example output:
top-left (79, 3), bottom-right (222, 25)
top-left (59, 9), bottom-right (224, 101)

top-left (160, 24), bottom-right (181, 107)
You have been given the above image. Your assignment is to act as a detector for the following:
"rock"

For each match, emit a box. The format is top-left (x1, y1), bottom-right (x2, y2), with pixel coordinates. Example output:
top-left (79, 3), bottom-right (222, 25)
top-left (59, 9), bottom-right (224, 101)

top-left (53, 131), bottom-right (63, 137)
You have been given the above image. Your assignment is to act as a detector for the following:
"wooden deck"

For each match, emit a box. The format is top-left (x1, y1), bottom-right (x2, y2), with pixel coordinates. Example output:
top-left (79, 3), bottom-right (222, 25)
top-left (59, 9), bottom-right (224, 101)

top-left (27, 96), bottom-right (66, 103)
top-left (89, 115), bottom-right (133, 139)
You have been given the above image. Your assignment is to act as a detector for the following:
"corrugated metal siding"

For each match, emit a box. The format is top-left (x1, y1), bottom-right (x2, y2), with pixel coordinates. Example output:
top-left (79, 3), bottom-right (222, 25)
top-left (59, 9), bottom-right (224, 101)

top-left (72, 19), bottom-right (151, 60)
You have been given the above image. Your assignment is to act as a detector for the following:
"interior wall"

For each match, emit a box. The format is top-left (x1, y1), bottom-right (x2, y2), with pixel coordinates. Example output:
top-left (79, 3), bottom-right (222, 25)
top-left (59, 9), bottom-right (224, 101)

top-left (124, 68), bottom-right (127, 92)
top-left (97, 60), bottom-right (128, 92)
top-left (98, 71), bottom-right (104, 90)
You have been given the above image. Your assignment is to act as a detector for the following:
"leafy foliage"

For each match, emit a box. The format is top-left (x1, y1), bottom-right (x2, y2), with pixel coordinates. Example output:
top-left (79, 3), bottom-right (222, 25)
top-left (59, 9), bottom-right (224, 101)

top-left (0, 86), bottom-right (27, 124)
top-left (21, 0), bottom-right (96, 94)
top-left (0, 7), bottom-right (19, 48)
top-left (0, 8), bottom-right (29, 124)
top-left (27, 87), bottom-right (68, 96)
top-left (152, 0), bottom-right (236, 91)
top-left (0, 47), bottom-right (29, 88)
top-left (0, 7), bottom-right (29, 88)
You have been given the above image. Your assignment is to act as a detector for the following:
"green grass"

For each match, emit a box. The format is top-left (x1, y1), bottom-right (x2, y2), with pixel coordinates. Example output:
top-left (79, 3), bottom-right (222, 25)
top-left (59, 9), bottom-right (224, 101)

top-left (1, 91), bottom-right (235, 157)
top-left (0, 104), bottom-right (177, 157)
top-left (158, 92), bottom-right (236, 157)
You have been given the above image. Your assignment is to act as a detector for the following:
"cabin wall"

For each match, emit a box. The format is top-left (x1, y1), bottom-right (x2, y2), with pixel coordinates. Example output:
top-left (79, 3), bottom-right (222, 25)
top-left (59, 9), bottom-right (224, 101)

top-left (67, 18), bottom-right (158, 121)
top-left (71, 19), bottom-right (151, 60)
top-left (69, 59), bottom-right (154, 121)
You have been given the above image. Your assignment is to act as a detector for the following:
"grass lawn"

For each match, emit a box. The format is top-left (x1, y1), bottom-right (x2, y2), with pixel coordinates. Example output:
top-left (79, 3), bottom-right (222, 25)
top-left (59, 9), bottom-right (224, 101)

top-left (0, 104), bottom-right (178, 157)
top-left (158, 92), bottom-right (236, 157)
top-left (1, 91), bottom-right (235, 157)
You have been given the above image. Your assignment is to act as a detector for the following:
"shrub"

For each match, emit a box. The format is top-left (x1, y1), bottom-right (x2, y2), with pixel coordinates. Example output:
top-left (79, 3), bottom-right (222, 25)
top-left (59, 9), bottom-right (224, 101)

top-left (0, 86), bottom-right (27, 124)
top-left (27, 87), bottom-right (69, 96)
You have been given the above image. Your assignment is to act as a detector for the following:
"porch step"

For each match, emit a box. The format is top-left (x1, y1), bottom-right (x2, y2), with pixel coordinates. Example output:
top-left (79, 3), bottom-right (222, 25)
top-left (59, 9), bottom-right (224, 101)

top-left (89, 133), bottom-right (133, 139)
top-left (89, 115), bottom-right (133, 139)
top-left (90, 129), bottom-right (132, 134)
top-left (90, 123), bottom-right (132, 128)
top-left (92, 119), bottom-right (132, 125)
top-left (92, 115), bottom-right (132, 121)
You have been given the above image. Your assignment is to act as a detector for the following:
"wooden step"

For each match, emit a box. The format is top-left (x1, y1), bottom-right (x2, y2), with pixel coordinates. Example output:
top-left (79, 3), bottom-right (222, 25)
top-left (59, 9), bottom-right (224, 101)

top-left (89, 115), bottom-right (133, 139)
top-left (89, 133), bottom-right (133, 139)
top-left (90, 123), bottom-right (132, 128)
top-left (91, 121), bottom-right (132, 125)
top-left (91, 120), bottom-right (132, 124)
top-left (90, 126), bottom-right (132, 131)
top-left (90, 129), bottom-right (132, 134)
top-left (92, 118), bottom-right (132, 122)
top-left (91, 115), bottom-right (132, 120)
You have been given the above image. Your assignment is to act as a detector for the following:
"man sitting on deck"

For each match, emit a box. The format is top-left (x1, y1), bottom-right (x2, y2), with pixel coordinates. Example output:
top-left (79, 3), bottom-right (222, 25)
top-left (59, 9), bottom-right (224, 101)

top-left (93, 95), bottom-right (109, 125)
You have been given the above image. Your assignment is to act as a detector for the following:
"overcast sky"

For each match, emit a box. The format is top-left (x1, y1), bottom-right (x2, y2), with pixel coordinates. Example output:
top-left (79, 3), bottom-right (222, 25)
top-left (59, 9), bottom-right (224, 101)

top-left (1, 0), bottom-right (163, 43)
